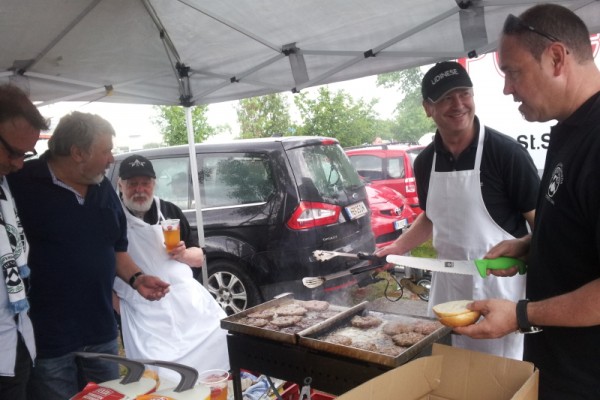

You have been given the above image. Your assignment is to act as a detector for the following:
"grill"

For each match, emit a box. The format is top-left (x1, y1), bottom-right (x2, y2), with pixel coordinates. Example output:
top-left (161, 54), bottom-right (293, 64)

top-left (221, 294), bottom-right (450, 399)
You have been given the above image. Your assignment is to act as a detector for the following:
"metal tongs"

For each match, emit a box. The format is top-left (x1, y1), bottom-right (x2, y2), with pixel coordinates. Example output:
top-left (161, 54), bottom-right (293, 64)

top-left (302, 250), bottom-right (386, 288)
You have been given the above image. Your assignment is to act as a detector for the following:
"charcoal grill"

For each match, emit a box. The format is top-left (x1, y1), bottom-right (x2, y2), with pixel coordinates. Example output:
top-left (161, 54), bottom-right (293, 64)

top-left (221, 294), bottom-right (450, 399)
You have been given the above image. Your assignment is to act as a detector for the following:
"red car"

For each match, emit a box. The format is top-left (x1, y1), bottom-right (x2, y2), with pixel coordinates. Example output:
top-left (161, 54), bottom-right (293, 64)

top-left (346, 145), bottom-right (422, 215)
top-left (365, 184), bottom-right (416, 248)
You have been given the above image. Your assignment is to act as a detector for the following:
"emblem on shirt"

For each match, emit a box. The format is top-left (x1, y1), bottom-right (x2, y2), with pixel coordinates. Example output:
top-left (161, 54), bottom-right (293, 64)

top-left (545, 163), bottom-right (563, 205)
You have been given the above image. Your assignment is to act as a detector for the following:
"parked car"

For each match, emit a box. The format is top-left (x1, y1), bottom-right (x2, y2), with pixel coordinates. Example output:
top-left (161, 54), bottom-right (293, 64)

top-left (107, 137), bottom-right (376, 315)
top-left (365, 184), bottom-right (416, 248)
top-left (404, 144), bottom-right (426, 168)
top-left (345, 144), bottom-right (422, 215)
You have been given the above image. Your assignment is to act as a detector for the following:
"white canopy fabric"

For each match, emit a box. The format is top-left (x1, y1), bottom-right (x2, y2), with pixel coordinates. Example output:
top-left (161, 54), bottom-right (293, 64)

top-left (2, 0), bottom-right (599, 292)
top-left (2, 0), bottom-right (600, 107)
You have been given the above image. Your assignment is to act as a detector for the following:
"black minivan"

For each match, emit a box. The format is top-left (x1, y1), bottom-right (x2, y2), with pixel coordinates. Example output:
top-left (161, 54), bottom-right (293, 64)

top-left (107, 136), bottom-right (375, 314)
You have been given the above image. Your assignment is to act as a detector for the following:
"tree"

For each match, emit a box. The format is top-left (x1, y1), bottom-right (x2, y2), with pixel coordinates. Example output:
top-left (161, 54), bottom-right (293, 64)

top-left (377, 67), bottom-right (436, 143)
top-left (236, 93), bottom-right (292, 138)
top-left (293, 87), bottom-right (381, 147)
top-left (153, 105), bottom-right (217, 146)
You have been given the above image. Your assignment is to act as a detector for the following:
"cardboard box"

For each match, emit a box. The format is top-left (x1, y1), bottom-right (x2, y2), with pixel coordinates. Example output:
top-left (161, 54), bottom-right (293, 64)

top-left (336, 344), bottom-right (538, 400)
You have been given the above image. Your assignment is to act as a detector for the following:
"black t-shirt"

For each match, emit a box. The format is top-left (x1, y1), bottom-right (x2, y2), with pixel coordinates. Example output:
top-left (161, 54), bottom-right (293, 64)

top-left (414, 118), bottom-right (539, 237)
top-left (525, 92), bottom-right (600, 399)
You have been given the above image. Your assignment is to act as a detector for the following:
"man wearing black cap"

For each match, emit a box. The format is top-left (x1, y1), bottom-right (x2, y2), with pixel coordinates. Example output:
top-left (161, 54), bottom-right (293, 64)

top-left (114, 155), bottom-right (229, 382)
top-left (377, 61), bottom-right (540, 359)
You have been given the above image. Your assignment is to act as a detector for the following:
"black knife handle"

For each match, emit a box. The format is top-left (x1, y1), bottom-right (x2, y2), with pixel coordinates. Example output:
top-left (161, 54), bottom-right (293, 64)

top-left (357, 252), bottom-right (384, 262)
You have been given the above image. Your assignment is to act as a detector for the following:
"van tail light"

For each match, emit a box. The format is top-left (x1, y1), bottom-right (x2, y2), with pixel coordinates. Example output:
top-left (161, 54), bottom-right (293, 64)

top-left (405, 177), bottom-right (416, 194)
top-left (287, 201), bottom-right (341, 230)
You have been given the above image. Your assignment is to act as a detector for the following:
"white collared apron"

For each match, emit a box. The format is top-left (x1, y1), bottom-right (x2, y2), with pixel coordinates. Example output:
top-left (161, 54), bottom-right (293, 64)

top-left (425, 126), bottom-right (525, 359)
top-left (113, 197), bottom-right (229, 381)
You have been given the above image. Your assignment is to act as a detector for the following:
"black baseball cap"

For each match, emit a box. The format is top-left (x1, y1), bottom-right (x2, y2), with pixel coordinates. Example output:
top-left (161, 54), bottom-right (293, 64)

top-left (421, 61), bottom-right (473, 103)
top-left (119, 155), bottom-right (156, 180)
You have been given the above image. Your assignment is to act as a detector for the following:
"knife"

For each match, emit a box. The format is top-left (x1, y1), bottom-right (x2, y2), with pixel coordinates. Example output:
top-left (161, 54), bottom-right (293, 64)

top-left (386, 255), bottom-right (526, 278)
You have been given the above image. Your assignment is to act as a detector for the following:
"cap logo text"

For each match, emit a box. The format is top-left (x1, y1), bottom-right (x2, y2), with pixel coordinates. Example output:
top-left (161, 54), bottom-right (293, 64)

top-left (430, 69), bottom-right (459, 85)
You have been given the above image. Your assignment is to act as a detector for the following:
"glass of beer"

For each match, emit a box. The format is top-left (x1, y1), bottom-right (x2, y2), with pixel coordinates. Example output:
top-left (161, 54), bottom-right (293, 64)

top-left (198, 369), bottom-right (229, 400)
top-left (160, 219), bottom-right (180, 252)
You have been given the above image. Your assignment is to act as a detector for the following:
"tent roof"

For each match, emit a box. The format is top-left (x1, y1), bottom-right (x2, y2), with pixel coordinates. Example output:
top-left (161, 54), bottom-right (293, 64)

top-left (2, 0), bottom-right (599, 106)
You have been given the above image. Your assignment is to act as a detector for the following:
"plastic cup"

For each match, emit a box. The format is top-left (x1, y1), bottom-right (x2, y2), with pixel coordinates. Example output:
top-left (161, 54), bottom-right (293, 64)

top-left (198, 369), bottom-right (229, 400)
top-left (160, 219), bottom-right (180, 252)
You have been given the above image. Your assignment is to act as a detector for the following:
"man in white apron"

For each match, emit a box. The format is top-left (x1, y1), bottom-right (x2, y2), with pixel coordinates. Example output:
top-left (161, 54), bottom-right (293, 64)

top-left (113, 155), bottom-right (229, 382)
top-left (377, 61), bottom-right (539, 359)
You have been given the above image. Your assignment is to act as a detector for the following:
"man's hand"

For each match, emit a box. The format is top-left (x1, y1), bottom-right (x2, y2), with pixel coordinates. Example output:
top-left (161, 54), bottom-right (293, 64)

top-left (167, 241), bottom-right (205, 267)
top-left (485, 237), bottom-right (530, 260)
top-left (453, 299), bottom-right (518, 339)
top-left (134, 274), bottom-right (170, 301)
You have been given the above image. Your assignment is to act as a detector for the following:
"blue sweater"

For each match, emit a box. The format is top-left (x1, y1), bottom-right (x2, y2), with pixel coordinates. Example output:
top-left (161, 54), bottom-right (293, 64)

top-left (8, 154), bottom-right (128, 358)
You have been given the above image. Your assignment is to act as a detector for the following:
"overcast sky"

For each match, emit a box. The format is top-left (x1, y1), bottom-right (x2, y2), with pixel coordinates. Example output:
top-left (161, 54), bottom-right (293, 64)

top-left (37, 74), bottom-right (403, 150)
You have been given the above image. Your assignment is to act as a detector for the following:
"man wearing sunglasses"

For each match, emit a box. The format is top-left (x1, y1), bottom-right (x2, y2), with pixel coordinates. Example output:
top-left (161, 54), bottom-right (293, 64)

top-left (0, 84), bottom-right (48, 400)
top-left (455, 4), bottom-right (600, 399)
top-left (6, 111), bottom-right (171, 400)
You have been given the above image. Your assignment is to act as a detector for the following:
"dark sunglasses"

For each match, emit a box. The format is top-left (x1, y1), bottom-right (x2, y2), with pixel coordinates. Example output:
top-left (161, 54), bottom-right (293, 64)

top-left (503, 14), bottom-right (561, 43)
top-left (0, 134), bottom-right (37, 160)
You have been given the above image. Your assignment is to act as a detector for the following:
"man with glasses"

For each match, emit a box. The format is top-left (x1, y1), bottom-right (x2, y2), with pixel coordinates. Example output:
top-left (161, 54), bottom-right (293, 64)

top-left (0, 85), bottom-right (48, 400)
top-left (455, 4), bottom-right (600, 398)
top-left (377, 61), bottom-right (539, 360)
top-left (6, 111), bottom-right (171, 400)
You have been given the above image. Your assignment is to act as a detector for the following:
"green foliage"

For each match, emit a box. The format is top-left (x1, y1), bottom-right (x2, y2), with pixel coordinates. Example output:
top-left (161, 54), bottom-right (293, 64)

top-left (376, 68), bottom-right (436, 143)
top-left (236, 93), bottom-right (292, 138)
top-left (152, 105), bottom-right (217, 146)
top-left (293, 87), bottom-right (381, 147)
top-left (411, 239), bottom-right (437, 258)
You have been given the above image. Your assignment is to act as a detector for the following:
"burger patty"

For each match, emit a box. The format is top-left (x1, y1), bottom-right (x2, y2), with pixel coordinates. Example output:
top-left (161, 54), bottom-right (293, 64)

top-left (382, 322), bottom-right (415, 336)
top-left (351, 315), bottom-right (383, 329)
top-left (274, 304), bottom-right (308, 316)
top-left (300, 300), bottom-right (330, 312)
top-left (271, 315), bottom-right (303, 327)
top-left (248, 309), bottom-right (275, 319)
top-left (391, 332), bottom-right (425, 347)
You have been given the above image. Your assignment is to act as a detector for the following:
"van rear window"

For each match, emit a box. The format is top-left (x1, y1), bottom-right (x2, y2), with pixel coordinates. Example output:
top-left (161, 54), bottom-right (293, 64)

top-left (288, 144), bottom-right (362, 201)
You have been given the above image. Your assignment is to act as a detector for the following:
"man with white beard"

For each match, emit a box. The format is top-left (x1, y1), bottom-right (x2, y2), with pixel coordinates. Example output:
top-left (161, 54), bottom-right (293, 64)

top-left (114, 154), bottom-right (229, 382)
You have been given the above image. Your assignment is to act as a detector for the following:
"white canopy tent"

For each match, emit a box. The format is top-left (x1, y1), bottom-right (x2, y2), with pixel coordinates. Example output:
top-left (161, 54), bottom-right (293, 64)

top-left (3, 0), bottom-right (599, 107)
top-left (2, 0), bottom-right (599, 285)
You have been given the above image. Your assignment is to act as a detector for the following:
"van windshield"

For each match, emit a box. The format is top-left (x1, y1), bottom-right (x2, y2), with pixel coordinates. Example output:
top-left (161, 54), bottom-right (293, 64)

top-left (287, 143), bottom-right (363, 201)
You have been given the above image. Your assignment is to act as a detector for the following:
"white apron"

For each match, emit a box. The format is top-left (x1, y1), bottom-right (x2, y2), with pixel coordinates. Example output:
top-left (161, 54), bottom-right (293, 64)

top-left (426, 126), bottom-right (525, 359)
top-left (113, 197), bottom-right (229, 381)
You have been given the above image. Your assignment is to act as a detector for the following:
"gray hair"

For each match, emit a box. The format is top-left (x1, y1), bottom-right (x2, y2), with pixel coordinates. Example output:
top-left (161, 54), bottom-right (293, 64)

top-left (48, 111), bottom-right (115, 156)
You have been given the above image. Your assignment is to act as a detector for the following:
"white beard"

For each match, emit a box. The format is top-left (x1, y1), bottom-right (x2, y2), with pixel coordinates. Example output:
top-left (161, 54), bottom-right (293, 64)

top-left (123, 194), bottom-right (153, 213)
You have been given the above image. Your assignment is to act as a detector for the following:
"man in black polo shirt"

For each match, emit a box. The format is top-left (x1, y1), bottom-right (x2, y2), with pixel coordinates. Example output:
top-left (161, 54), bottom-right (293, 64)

top-left (456, 4), bottom-right (600, 398)
top-left (377, 61), bottom-right (539, 360)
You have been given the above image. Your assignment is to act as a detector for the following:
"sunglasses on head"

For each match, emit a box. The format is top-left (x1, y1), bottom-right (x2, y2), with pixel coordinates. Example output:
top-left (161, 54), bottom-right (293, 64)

top-left (503, 14), bottom-right (561, 43)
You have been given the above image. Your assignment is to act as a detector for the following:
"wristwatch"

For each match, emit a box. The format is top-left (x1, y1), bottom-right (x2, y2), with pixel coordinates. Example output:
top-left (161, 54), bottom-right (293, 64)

top-left (516, 299), bottom-right (542, 333)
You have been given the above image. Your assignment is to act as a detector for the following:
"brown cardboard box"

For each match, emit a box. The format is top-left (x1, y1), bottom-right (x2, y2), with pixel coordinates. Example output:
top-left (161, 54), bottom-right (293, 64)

top-left (336, 344), bottom-right (538, 400)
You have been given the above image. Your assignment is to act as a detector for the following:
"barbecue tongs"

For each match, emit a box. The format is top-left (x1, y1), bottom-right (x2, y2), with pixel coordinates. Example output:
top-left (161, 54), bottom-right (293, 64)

top-left (303, 250), bottom-right (386, 288)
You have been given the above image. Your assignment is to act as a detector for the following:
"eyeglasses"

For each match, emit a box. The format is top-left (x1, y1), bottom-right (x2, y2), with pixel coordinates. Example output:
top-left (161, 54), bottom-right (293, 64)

top-left (503, 14), bottom-right (561, 43)
top-left (0, 134), bottom-right (37, 160)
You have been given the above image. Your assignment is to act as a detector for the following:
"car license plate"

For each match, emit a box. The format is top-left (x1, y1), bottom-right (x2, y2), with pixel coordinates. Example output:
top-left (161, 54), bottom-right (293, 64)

top-left (393, 218), bottom-right (408, 231)
top-left (345, 201), bottom-right (368, 220)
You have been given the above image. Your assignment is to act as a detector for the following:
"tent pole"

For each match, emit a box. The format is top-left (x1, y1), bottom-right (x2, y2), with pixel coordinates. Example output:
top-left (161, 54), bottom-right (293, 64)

top-left (185, 106), bottom-right (209, 290)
